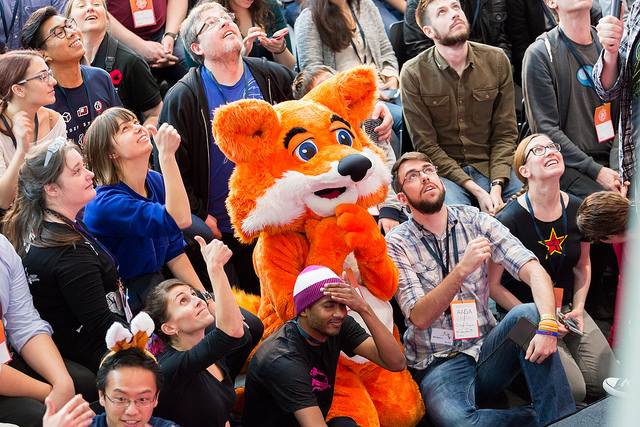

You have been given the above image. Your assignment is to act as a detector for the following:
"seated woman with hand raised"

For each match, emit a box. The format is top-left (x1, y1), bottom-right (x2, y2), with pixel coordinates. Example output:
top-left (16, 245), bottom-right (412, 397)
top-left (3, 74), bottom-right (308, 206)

top-left (83, 107), bottom-right (205, 314)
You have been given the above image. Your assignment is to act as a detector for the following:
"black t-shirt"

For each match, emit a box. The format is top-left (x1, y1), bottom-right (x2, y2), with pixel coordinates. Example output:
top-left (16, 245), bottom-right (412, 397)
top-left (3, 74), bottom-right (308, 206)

top-left (496, 194), bottom-right (585, 307)
top-left (242, 317), bottom-right (369, 427)
top-left (91, 33), bottom-right (162, 122)
top-left (23, 221), bottom-right (123, 372)
top-left (156, 328), bottom-right (247, 427)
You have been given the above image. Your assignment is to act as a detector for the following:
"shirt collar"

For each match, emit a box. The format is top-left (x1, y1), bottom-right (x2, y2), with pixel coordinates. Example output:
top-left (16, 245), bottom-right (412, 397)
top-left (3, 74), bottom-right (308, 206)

top-left (433, 42), bottom-right (475, 72)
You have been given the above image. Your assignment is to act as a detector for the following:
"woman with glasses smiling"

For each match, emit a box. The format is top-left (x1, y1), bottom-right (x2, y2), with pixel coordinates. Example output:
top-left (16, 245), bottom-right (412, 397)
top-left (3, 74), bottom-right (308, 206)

top-left (490, 133), bottom-right (614, 405)
top-left (0, 50), bottom-right (66, 211)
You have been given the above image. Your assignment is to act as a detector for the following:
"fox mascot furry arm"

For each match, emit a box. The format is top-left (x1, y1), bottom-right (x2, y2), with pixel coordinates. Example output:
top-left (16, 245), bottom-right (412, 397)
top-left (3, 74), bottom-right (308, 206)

top-left (213, 66), bottom-right (424, 427)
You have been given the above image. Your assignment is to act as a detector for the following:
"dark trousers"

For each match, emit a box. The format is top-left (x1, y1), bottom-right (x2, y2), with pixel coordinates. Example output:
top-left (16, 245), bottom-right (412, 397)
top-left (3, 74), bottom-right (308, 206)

top-left (0, 354), bottom-right (97, 427)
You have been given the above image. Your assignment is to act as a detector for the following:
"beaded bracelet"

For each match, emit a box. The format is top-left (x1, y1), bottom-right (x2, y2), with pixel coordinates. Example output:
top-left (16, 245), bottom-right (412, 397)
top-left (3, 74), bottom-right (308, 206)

top-left (536, 329), bottom-right (558, 337)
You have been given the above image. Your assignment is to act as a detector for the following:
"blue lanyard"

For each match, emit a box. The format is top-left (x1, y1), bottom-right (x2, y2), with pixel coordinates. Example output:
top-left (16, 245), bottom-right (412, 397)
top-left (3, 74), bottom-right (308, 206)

top-left (291, 319), bottom-right (322, 344)
top-left (557, 27), bottom-right (601, 90)
top-left (524, 193), bottom-right (566, 283)
top-left (540, 0), bottom-right (557, 27)
top-left (348, 4), bottom-right (368, 64)
top-left (471, 0), bottom-right (480, 32)
top-left (419, 222), bottom-right (459, 278)
top-left (205, 63), bottom-right (249, 105)
top-left (0, 1), bottom-right (20, 49)
top-left (57, 68), bottom-right (96, 137)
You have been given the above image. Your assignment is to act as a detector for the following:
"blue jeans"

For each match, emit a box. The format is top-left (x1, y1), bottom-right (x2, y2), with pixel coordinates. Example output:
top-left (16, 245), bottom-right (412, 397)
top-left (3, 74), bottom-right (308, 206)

top-left (440, 165), bottom-right (522, 207)
top-left (371, 0), bottom-right (403, 36)
top-left (416, 304), bottom-right (575, 427)
top-left (384, 100), bottom-right (403, 143)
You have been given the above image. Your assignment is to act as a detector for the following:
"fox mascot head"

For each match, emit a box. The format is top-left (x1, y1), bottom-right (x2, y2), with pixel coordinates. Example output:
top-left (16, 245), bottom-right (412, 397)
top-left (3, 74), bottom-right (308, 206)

top-left (212, 65), bottom-right (389, 242)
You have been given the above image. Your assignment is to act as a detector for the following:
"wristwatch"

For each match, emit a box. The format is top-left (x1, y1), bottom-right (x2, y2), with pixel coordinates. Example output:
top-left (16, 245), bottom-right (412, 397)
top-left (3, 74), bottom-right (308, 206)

top-left (163, 32), bottom-right (178, 41)
top-left (490, 180), bottom-right (504, 188)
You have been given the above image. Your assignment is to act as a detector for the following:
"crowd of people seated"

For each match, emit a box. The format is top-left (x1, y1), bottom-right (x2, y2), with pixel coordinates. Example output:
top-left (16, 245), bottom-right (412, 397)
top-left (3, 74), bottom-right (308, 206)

top-left (0, 0), bottom-right (637, 425)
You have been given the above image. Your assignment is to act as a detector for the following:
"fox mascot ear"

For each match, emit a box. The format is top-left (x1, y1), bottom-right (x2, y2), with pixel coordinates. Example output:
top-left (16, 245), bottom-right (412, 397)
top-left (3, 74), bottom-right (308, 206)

top-left (212, 99), bottom-right (282, 164)
top-left (304, 65), bottom-right (378, 129)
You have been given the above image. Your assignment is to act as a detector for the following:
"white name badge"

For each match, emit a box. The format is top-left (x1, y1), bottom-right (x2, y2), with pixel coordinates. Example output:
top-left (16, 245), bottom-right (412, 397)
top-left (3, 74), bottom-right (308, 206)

top-left (451, 300), bottom-right (480, 340)
top-left (431, 328), bottom-right (453, 345)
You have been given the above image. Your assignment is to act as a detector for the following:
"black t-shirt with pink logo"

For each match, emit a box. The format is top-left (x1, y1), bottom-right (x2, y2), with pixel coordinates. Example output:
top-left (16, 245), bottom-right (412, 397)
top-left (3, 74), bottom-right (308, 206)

top-left (243, 316), bottom-right (369, 426)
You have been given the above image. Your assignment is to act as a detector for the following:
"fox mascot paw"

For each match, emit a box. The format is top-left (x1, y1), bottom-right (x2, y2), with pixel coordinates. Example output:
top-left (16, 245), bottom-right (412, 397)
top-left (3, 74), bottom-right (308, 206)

top-left (213, 66), bottom-right (424, 427)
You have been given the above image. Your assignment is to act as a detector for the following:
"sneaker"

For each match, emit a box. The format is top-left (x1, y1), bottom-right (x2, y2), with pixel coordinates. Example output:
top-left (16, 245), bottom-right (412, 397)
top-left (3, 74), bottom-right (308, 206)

top-left (603, 377), bottom-right (631, 398)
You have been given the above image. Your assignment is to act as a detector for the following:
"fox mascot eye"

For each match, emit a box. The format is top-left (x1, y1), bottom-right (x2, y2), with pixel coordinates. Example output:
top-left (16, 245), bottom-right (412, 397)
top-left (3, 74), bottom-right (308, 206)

top-left (335, 129), bottom-right (353, 146)
top-left (294, 140), bottom-right (318, 162)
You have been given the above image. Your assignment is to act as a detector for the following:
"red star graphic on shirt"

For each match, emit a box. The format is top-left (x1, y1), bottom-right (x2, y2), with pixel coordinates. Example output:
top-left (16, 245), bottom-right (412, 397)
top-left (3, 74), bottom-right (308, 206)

top-left (538, 228), bottom-right (567, 257)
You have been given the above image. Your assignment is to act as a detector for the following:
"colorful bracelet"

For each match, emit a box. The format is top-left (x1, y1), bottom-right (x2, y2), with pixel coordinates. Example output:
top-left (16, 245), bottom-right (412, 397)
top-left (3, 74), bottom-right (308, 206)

top-left (536, 329), bottom-right (558, 337)
top-left (541, 313), bottom-right (557, 322)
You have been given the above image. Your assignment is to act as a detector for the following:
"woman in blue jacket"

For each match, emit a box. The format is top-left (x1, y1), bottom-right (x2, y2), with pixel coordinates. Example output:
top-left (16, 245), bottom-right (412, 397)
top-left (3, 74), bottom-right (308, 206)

top-left (83, 107), bottom-right (205, 314)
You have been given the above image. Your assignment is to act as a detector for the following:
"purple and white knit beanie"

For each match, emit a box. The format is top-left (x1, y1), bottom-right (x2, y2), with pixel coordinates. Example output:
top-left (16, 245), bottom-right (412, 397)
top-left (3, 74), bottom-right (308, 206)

top-left (293, 265), bottom-right (343, 316)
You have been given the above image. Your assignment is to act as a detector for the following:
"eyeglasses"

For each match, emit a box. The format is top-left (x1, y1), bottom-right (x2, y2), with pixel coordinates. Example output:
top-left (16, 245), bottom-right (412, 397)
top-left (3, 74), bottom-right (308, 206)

top-left (40, 19), bottom-right (78, 47)
top-left (524, 142), bottom-right (561, 162)
top-left (399, 164), bottom-right (438, 192)
top-left (43, 136), bottom-right (66, 167)
top-left (17, 69), bottom-right (54, 85)
top-left (196, 13), bottom-right (236, 38)
top-left (103, 392), bottom-right (157, 408)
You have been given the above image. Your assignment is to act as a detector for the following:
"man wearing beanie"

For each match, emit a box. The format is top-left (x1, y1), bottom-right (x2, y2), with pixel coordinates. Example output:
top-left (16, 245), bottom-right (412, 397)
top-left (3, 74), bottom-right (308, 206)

top-left (243, 265), bottom-right (405, 427)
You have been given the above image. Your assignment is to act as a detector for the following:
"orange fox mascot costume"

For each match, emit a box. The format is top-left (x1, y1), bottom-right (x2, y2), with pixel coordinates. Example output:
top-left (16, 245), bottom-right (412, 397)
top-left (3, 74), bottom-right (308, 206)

top-left (212, 66), bottom-right (424, 427)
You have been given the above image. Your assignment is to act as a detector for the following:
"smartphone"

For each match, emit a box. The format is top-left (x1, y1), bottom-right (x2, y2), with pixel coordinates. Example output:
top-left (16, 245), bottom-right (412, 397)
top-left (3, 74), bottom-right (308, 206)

top-left (271, 28), bottom-right (289, 40)
top-left (557, 312), bottom-right (584, 337)
top-left (611, 0), bottom-right (623, 18)
top-left (507, 317), bottom-right (537, 351)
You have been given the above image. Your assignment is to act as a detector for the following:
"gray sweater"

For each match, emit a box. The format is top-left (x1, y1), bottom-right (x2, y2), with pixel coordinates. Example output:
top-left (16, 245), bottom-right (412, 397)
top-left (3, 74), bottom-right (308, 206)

top-left (295, 0), bottom-right (399, 75)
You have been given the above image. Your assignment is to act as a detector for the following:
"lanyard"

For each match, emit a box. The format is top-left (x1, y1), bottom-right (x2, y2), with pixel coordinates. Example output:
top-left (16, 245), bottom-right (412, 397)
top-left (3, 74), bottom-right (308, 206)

top-left (524, 193), bottom-right (566, 282)
top-left (57, 68), bottom-right (96, 133)
top-left (291, 319), bottom-right (322, 344)
top-left (0, 113), bottom-right (39, 148)
top-left (1, 1), bottom-right (20, 48)
top-left (419, 222), bottom-right (459, 278)
top-left (557, 27), bottom-right (601, 90)
top-left (348, 4), bottom-right (368, 64)
top-left (540, 0), bottom-right (557, 26)
top-left (205, 63), bottom-right (249, 104)
top-left (471, 0), bottom-right (480, 32)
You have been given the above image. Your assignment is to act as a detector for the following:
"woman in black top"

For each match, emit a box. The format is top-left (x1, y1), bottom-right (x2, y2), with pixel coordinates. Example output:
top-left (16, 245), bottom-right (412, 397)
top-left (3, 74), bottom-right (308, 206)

top-left (146, 237), bottom-right (256, 427)
top-left (491, 133), bottom-right (614, 403)
top-left (3, 138), bottom-right (126, 373)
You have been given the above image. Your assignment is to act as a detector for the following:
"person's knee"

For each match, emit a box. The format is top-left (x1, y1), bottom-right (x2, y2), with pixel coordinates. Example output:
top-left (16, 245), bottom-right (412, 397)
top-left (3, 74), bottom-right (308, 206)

top-left (503, 303), bottom-right (539, 329)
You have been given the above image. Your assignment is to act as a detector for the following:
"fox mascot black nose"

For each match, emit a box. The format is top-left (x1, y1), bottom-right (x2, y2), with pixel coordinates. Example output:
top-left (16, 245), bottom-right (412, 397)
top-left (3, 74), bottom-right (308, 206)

top-left (337, 154), bottom-right (372, 182)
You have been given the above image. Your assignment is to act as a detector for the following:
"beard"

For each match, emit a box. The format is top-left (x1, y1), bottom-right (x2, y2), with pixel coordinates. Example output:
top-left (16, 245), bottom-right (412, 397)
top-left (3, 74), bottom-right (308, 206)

top-left (437, 20), bottom-right (470, 47)
top-left (406, 185), bottom-right (446, 215)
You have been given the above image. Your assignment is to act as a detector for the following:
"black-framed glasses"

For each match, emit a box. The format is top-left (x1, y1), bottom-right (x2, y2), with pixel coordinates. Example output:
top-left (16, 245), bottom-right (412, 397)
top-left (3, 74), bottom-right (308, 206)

top-left (40, 18), bottom-right (78, 47)
top-left (399, 164), bottom-right (438, 192)
top-left (17, 69), bottom-right (54, 85)
top-left (524, 142), bottom-right (561, 163)
top-left (103, 392), bottom-right (157, 408)
top-left (196, 13), bottom-right (235, 38)
top-left (43, 136), bottom-right (66, 167)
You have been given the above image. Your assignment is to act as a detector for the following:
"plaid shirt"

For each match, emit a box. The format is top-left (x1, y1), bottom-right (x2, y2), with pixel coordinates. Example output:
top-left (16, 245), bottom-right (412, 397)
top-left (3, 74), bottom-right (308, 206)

top-left (593, 1), bottom-right (640, 182)
top-left (386, 205), bottom-right (537, 371)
